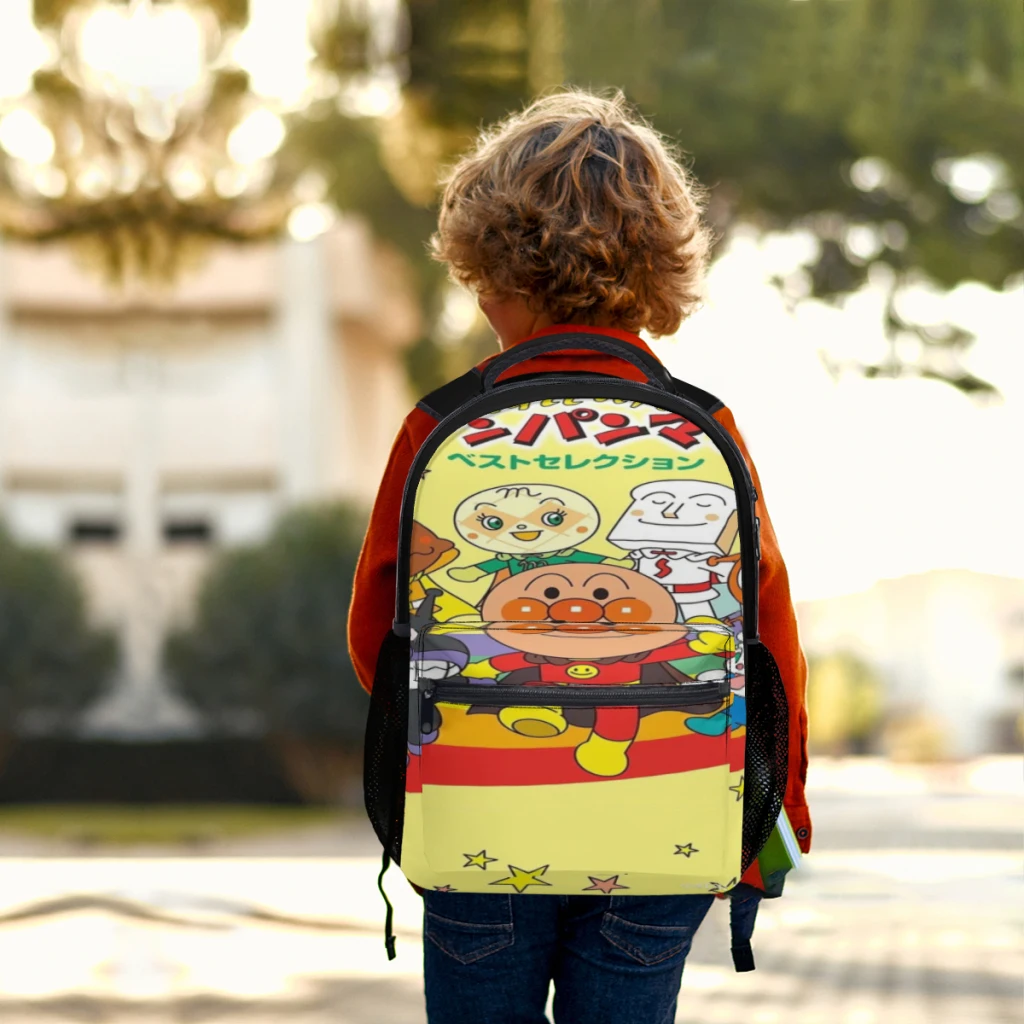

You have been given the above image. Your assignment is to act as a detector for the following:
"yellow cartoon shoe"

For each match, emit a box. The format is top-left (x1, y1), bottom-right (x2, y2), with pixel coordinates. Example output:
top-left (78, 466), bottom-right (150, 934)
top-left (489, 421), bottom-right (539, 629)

top-left (498, 705), bottom-right (567, 738)
top-left (686, 616), bottom-right (736, 655)
top-left (574, 734), bottom-right (631, 777)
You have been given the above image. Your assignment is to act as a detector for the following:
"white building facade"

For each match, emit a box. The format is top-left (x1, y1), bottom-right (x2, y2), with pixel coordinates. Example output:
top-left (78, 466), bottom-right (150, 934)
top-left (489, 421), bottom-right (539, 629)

top-left (0, 222), bottom-right (419, 737)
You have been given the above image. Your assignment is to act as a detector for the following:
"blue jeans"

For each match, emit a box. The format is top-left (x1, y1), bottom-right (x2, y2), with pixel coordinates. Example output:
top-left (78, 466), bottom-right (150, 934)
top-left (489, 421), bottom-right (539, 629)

top-left (422, 891), bottom-right (715, 1024)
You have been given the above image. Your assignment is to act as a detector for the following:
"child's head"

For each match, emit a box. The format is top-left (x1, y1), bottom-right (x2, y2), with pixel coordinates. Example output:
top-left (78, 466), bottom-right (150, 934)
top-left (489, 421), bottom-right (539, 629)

top-left (432, 89), bottom-right (711, 341)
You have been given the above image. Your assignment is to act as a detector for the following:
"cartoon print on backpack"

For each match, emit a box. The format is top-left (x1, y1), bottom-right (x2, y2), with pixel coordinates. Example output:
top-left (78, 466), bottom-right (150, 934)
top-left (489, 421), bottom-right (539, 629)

top-left (607, 480), bottom-right (742, 622)
top-left (409, 521), bottom-right (478, 621)
top-left (447, 484), bottom-right (625, 589)
top-left (476, 563), bottom-right (729, 777)
top-left (408, 589), bottom-right (469, 752)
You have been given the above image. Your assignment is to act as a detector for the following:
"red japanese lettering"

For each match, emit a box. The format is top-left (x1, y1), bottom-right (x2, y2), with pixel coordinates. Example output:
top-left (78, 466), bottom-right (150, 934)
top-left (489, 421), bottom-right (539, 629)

top-left (594, 412), bottom-right (649, 446)
top-left (554, 411), bottom-right (588, 441)
top-left (650, 413), bottom-right (702, 449)
top-left (513, 413), bottom-right (549, 446)
top-left (463, 417), bottom-right (512, 446)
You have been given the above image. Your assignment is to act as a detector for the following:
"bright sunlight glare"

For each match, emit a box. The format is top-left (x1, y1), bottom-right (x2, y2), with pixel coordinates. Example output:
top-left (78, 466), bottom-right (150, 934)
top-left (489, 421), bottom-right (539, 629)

top-left (663, 228), bottom-right (1024, 602)
top-left (227, 108), bottom-right (287, 165)
top-left (0, 108), bottom-right (55, 164)
top-left (232, 0), bottom-right (317, 109)
top-left (0, 0), bottom-right (53, 101)
top-left (933, 154), bottom-right (1007, 205)
top-left (287, 202), bottom-right (336, 242)
top-left (77, 2), bottom-right (205, 101)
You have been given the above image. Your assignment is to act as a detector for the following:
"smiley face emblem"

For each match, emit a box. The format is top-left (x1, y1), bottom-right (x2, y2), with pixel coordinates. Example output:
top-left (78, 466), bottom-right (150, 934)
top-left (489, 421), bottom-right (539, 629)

top-left (566, 664), bottom-right (600, 680)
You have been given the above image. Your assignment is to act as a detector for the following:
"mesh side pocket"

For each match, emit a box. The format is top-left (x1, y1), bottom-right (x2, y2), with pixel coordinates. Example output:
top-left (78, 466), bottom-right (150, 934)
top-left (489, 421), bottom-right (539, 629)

top-left (363, 629), bottom-right (409, 863)
top-left (741, 640), bottom-right (789, 871)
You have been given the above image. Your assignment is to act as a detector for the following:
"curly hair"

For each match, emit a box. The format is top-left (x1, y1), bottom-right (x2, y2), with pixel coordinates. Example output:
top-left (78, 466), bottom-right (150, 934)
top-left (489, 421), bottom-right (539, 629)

top-left (432, 90), bottom-right (711, 337)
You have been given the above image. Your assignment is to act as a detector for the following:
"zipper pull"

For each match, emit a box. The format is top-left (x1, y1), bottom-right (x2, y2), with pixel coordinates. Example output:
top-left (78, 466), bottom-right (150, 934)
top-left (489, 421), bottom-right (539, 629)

top-left (419, 686), bottom-right (436, 734)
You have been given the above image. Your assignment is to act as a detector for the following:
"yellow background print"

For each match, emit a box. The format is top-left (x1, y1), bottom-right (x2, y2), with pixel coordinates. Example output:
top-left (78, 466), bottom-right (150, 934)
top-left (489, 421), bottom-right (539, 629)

top-left (412, 398), bottom-right (738, 613)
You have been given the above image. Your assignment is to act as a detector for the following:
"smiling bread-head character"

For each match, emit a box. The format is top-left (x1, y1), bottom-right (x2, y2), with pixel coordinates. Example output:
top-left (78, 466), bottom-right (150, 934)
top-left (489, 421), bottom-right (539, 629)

top-left (478, 562), bottom-right (726, 777)
top-left (448, 485), bottom-right (607, 585)
top-left (482, 561), bottom-right (681, 660)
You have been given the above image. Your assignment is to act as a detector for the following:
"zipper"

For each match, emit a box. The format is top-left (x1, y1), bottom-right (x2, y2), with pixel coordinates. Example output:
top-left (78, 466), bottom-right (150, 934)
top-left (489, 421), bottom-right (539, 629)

top-left (396, 376), bottom-right (760, 637)
top-left (420, 680), bottom-right (730, 731)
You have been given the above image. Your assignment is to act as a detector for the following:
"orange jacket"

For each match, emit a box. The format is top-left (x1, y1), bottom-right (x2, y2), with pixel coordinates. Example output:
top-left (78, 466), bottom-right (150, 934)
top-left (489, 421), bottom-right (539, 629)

top-left (348, 325), bottom-right (811, 853)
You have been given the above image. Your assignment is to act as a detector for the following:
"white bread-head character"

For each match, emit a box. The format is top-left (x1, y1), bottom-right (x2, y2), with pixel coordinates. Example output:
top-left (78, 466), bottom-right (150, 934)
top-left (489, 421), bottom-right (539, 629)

top-left (608, 480), bottom-right (737, 556)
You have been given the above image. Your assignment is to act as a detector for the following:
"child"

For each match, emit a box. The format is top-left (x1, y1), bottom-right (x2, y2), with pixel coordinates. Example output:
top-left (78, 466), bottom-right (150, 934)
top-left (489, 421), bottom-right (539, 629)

top-left (349, 89), bottom-right (810, 1024)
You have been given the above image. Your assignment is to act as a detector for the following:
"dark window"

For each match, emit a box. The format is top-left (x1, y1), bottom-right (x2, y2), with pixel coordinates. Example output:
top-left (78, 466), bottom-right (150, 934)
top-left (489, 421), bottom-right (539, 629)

top-left (69, 518), bottom-right (122, 544)
top-left (163, 518), bottom-right (214, 544)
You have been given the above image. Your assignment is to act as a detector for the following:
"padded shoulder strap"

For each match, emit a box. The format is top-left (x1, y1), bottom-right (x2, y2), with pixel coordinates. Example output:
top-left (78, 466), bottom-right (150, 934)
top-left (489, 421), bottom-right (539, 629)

top-left (416, 368), bottom-right (483, 421)
top-left (416, 366), bottom-right (724, 421)
top-left (671, 376), bottom-right (724, 416)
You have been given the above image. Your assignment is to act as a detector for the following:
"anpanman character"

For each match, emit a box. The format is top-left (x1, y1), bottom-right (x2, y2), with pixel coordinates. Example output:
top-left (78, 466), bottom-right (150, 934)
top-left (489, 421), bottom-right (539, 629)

top-left (481, 563), bottom-right (729, 777)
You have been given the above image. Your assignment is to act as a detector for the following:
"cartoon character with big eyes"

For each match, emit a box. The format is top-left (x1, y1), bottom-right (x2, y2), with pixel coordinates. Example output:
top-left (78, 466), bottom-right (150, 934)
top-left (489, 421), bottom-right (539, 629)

top-left (448, 485), bottom-right (624, 588)
top-left (479, 563), bottom-right (730, 777)
top-left (607, 480), bottom-right (740, 622)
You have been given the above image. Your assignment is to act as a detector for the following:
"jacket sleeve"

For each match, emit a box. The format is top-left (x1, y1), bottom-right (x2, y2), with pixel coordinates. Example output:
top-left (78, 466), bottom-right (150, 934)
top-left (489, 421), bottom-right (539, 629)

top-left (348, 423), bottom-right (417, 693)
top-left (715, 406), bottom-right (812, 853)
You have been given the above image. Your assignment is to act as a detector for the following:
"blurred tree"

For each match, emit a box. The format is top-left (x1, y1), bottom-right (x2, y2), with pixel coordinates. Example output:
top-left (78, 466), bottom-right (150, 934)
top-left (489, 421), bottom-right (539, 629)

top-left (806, 650), bottom-right (883, 755)
top-left (165, 504), bottom-right (368, 802)
top-left (561, 0), bottom-right (1023, 398)
top-left (5, 1), bottom-right (1018, 392)
top-left (0, 526), bottom-right (116, 735)
top-left (294, 0), bottom-right (1022, 396)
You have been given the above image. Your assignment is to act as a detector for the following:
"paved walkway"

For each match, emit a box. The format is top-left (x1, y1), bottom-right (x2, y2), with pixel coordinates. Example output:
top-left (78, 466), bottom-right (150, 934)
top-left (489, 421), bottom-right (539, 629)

top-left (0, 758), bottom-right (1021, 1023)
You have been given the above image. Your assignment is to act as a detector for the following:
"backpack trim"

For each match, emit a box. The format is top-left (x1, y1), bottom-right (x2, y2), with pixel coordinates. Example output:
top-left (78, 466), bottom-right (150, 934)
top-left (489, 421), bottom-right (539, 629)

top-left (416, 367), bottom-right (483, 420)
top-left (481, 332), bottom-right (675, 390)
top-left (417, 367), bottom-right (725, 422)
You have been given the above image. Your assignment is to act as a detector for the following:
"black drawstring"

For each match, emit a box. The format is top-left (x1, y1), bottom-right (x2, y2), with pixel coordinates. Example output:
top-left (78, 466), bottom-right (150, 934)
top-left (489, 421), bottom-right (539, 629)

top-left (378, 849), bottom-right (396, 960)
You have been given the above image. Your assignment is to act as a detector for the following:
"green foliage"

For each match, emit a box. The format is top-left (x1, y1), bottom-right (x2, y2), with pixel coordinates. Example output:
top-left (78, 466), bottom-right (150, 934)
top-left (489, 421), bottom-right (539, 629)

top-left (0, 526), bottom-right (116, 732)
top-left (0, 804), bottom-right (338, 847)
top-left (563, 0), bottom-right (1023, 295)
top-left (296, 0), bottom-right (1021, 396)
top-left (165, 504), bottom-right (369, 745)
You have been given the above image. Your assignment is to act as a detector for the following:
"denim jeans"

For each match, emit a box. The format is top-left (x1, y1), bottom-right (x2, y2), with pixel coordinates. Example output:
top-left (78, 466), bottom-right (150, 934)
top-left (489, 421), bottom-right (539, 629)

top-left (422, 891), bottom-right (715, 1024)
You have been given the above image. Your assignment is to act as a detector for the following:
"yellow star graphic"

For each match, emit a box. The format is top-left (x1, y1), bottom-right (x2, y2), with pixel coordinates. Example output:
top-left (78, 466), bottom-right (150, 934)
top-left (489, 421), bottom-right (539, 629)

top-left (674, 843), bottom-right (699, 858)
top-left (729, 775), bottom-right (744, 802)
top-left (463, 850), bottom-right (498, 870)
top-left (490, 864), bottom-right (551, 893)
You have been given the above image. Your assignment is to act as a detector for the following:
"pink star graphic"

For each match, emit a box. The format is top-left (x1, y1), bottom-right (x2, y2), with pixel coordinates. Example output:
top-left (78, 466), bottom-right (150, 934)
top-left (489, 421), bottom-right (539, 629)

top-left (433, 885), bottom-right (457, 892)
top-left (583, 875), bottom-right (629, 894)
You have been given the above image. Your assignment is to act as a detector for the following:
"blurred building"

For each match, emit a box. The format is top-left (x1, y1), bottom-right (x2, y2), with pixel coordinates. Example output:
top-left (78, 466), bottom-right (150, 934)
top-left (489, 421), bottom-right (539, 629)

top-left (797, 570), bottom-right (1024, 757)
top-left (0, 221), bottom-right (418, 736)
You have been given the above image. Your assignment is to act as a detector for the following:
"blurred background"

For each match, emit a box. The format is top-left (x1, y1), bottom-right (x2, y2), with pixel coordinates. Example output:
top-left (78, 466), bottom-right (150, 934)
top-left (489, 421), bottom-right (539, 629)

top-left (0, 0), bottom-right (1020, 1021)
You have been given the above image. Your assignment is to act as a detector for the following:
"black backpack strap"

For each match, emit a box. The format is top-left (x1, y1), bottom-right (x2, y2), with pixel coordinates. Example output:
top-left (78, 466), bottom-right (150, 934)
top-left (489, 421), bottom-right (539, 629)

top-left (416, 366), bottom-right (723, 422)
top-left (377, 849), bottom-right (397, 960)
top-left (416, 368), bottom-right (483, 421)
top-left (481, 333), bottom-right (674, 391)
top-left (729, 884), bottom-right (763, 972)
top-left (671, 376), bottom-right (724, 416)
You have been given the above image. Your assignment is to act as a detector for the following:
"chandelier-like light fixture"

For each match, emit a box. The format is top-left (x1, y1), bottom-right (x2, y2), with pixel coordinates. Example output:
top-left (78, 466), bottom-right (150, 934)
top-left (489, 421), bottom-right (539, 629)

top-left (0, 0), bottom-right (405, 280)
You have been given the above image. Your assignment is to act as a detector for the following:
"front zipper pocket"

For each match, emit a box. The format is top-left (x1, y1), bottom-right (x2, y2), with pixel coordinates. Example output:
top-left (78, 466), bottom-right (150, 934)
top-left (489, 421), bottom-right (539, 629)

top-left (422, 680), bottom-right (730, 729)
top-left (407, 621), bottom-right (742, 886)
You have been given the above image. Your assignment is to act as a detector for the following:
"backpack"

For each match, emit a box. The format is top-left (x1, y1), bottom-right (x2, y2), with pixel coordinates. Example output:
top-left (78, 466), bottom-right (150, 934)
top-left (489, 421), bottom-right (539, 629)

top-left (363, 334), bottom-right (790, 968)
